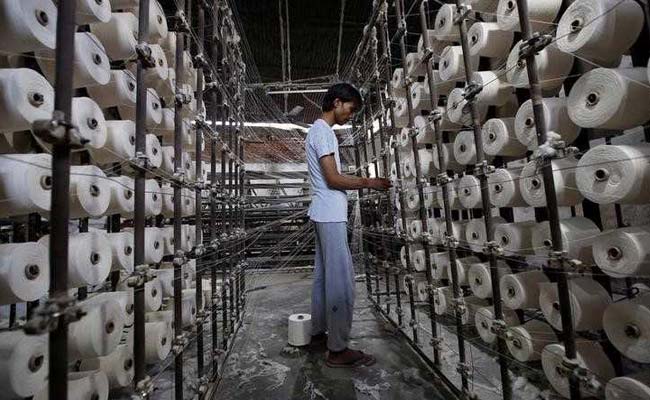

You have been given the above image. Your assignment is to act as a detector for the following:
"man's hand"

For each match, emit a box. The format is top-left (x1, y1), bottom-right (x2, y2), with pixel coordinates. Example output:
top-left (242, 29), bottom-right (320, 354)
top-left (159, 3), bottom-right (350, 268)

top-left (367, 178), bottom-right (392, 191)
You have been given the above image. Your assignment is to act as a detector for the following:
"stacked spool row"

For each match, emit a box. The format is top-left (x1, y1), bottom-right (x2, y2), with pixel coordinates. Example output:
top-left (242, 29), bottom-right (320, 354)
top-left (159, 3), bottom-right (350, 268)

top-left (0, 0), bottom-right (226, 398)
top-left (383, 0), bottom-right (650, 399)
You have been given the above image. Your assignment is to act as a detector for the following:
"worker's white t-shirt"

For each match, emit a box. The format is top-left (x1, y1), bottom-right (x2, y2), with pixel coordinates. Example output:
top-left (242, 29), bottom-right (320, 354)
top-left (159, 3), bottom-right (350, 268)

top-left (305, 119), bottom-right (348, 222)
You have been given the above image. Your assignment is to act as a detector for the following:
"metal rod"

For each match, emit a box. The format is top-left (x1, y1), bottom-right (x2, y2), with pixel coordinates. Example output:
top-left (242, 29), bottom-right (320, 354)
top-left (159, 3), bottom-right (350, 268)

top-left (451, 1), bottom-right (512, 397)
top-left (377, 10), bottom-right (403, 328)
top-left (515, 1), bottom-right (580, 399)
top-left (47, 0), bottom-right (77, 397)
top-left (173, 6), bottom-right (186, 398)
top-left (194, 0), bottom-right (206, 385)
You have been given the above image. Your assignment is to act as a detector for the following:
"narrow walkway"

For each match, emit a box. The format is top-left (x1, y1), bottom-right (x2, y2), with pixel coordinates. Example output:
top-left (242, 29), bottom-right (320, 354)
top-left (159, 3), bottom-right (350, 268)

top-left (212, 272), bottom-right (456, 400)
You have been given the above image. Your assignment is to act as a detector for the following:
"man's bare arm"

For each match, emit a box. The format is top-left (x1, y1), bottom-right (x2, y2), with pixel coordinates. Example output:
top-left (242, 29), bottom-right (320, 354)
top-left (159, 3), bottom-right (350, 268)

top-left (319, 155), bottom-right (391, 191)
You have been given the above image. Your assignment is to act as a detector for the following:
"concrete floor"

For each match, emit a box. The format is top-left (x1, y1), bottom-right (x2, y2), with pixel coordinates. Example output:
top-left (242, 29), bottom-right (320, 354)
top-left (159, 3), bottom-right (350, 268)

top-left (211, 272), bottom-right (457, 400)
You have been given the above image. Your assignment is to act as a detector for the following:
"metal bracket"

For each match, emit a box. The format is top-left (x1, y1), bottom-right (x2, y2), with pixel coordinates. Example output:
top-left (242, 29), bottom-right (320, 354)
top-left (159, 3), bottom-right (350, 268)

top-left (482, 240), bottom-right (504, 256)
top-left (454, 4), bottom-right (472, 24)
top-left (194, 244), bottom-right (205, 257)
top-left (442, 233), bottom-right (459, 249)
top-left (436, 173), bottom-right (452, 186)
top-left (173, 11), bottom-right (191, 33)
top-left (473, 160), bottom-right (495, 177)
top-left (490, 319), bottom-right (507, 336)
top-left (173, 250), bottom-right (187, 267)
top-left (126, 264), bottom-right (155, 287)
top-left (518, 33), bottom-right (554, 60)
top-left (456, 362), bottom-right (473, 379)
top-left (175, 92), bottom-right (192, 108)
top-left (135, 43), bottom-right (156, 69)
top-left (429, 337), bottom-right (443, 350)
top-left (32, 111), bottom-right (85, 148)
top-left (462, 82), bottom-right (483, 103)
top-left (130, 151), bottom-right (151, 171)
top-left (193, 53), bottom-right (208, 70)
top-left (23, 295), bottom-right (85, 335)
top-left (452, 297), bottom-right (467, 316)
top-left (132, 375), bottom-right (154, 399)
top-left (172, 333), bottom-right (189, 355)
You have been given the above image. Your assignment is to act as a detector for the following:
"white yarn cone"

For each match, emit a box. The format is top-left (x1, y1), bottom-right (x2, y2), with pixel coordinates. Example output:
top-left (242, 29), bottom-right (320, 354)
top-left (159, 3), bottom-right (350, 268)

top-left (539, 277), bottom-right (611, 331)
top-left (144, 44), bottom-right (169, 86)
top-left (144, 227), bottom-right (164, 265)
top-left (431, 143), bottom-right (461, 173)
top-left (467, 22), bottom-right (513, 59)
top-left (603, 293), bottom-right (650, 363)
top-left (70, 298), bottom-right (125, 359)
top-left (160, 146), bottom-right (175, 174)
top-left (497, 0), bottom-right (562, 32)
top-left (446, 87), bottom-right (488, 126)
top-left (145, 277), bottom-right (163, 312)
top-left (106, 231), bottom-right (134, 273)
top-left (78, 344), bottom-right (134, 389)
top-left (567, 68), bottom-right (650, 130)
top-left (391, 68), bottom-right (406, 97)
top-left (467, 0), bottom-right (499, 13)
top-left (434, 4), bottom-right (461, 41)
top-left (542, 341), bottom-right (615, 399)
top-left (72, 97), bottom-right (109, 150)
top-left (118, 89), bottom-right (163, 127)
top-left (412, 116), bottom-right (436, 144)
top-left (507, 319), bottom-right (556, 362)
top-left (520, 156), bottom-right (583, 207)
top-left (0, 331), bottom-right (48, 398)
top-left (0, 242), bottom-right (49, 304)
top-left (453, 131), bottom-right (478, 165)
top-left (464, 216), bottom-right (506, 253)
top-left (439, 46), bottom-right (479, 82)
top-left (482, 118), bottom-right (526, 157)
top-left (514, 97), bottom-right (579, 150)
top-left (593, 225), bottom-right (650, 278)
top-left (145, 133), bottom-right (163, 169)
top-left (473, 71), bottom-right (513, 106)
top-left (556, 0), bottom-right (643, 68)
top-left (410, 82), bottom-right (433, 112)
top-left (409, 219), bottom-right (423, 239)
top-left (144, 179), bottom-right (162, 217)
top-left (531, 217), bottom-right (600, 262)
top-left (475, 306), bottom-right (519, 344)
top-left (160, 32), bottom-right (176, 60)
top-left (393, 97), bottom-right (409, 128)
top-left (500, 270), bottom-right (549, 309)
top-left (468, 260), bottom-right (512, 299)
top-left (446, 256), bottom-right (481, 286)
top-left (433, 286), bottom-right (454, 316)
top-left (458, 174), bottom-right (482, 209)
top-left (0, 153), bottom-right (52, 217)
top-left (38, 231), bottom-right (112, 287)
top-left (506, 41), bottom-right (573, 91)
top-left (0, 0), bottom-right (57, 53)
top-left (0, 68), bottom-right (54, 132)
top-left (144, 321), bottom-right (172, 363)
top-left (406, 52), bottom-right (426, 79)
top-left (576, 144), bottom-right (650, 204)
top-left (156, 67), bottom-right (176, 100)
top-left (36, 32), bottom-right (111, 88)
top-left (89, 120), bottom-right (135, 164)
top-left (430, 251), bottom-right (448, 279)
top-left (494, 221), bottom-right (538, 256)
top-left (69, 165), bottom-right (111, 218)
top-left (424, 72), bottom-right (456, 99)
top-left (107, 175), bottom-right (134, 217)
top-left (87, 70), bottom-right (137, 109)
top-left (141, 0), bottom-right (168, 43)
top-left (89, 12), bottom-right (137, 61)
top-left (436, 180), bottom-right (461, 209)
top-left (75, 0), bottom-right (111, 24)
top-left (606, 372), bottom-right (650, 400)
top-left (82, 291), bottom-right (134, 328)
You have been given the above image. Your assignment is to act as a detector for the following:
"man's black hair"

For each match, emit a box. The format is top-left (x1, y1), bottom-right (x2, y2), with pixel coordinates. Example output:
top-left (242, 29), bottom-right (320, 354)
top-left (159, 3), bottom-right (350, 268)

top-left (321, 83), bottom-right (362, 112)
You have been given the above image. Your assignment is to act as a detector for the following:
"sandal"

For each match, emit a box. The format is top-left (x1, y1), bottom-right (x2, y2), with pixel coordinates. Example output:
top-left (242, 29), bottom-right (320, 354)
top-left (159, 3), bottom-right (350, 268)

top-left (325, 349), bottom-right (376, 368)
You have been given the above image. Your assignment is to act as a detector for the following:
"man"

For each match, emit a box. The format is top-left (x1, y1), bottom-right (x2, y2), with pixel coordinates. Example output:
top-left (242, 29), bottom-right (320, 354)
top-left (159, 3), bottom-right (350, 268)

top-left (305, 83), bottom-right (391, 368)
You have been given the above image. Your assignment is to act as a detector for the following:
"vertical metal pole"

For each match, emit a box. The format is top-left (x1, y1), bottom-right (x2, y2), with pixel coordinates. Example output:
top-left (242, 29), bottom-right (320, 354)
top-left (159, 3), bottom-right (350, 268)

top-left (452, 1), bottom-right (511, 397)
top-left (195, 1), bottom-right (206, 384)
top-left (133, 0), bottom-right (151, 391)
top-left (221, 103), bottom-right (229, 350)
top-left (48, 1), bottom-right (77, 398)
top-left (353, 119), bottom-right (372, 299)
top-left (173, 5), bottom-right (186, 398)
top-left (378, 10), bottom-right (403, 327)
top-left (515, 2), bottom-right (580, 399)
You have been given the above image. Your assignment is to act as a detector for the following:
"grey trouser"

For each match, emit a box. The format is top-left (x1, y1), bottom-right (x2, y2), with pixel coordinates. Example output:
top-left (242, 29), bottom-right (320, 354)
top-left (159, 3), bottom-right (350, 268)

top-left (311, 221), bottom-right (356, 352)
